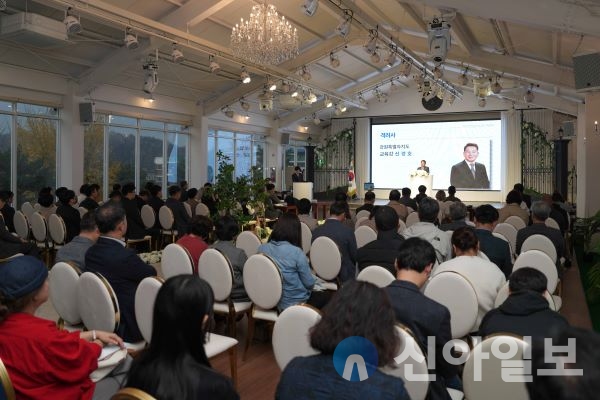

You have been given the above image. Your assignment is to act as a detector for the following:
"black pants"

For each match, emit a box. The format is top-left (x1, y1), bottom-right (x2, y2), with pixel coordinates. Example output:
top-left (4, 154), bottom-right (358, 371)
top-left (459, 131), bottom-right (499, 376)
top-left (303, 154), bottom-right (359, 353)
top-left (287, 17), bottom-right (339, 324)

top-left (306, 290), bottom-right (334, 310)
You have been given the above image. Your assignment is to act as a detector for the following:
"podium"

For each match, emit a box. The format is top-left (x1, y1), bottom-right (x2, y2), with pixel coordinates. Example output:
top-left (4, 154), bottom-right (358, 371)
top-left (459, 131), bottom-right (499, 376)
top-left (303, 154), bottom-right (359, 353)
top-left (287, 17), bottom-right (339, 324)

top-left (409, 175), bottom-right (433, 197)
top-left (293, 182), bottom-right (314, 201)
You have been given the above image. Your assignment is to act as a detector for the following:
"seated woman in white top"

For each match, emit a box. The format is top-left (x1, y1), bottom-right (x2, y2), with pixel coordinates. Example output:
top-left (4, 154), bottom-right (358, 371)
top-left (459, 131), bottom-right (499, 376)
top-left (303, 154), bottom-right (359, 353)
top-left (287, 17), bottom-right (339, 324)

top-left (431, 227), bottom-right (506, 331)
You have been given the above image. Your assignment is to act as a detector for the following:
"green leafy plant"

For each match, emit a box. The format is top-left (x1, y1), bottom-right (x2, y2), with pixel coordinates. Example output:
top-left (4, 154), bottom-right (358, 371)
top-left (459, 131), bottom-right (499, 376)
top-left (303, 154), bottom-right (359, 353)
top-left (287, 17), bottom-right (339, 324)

top-left (315, 128), bottom-right (354, 170)
top-left (521, 121), bottom-right (554, 169)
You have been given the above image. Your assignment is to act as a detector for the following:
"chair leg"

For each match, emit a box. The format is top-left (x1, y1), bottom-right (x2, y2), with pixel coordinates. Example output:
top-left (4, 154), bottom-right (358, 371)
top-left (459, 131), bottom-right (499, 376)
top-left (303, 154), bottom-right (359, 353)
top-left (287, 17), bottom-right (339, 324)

top-left (228, 312), bottom-right (236, 338)
top-left (243, 314), bottom-right (255, 361)
top-left (229, 346), bottom-right (238, 389)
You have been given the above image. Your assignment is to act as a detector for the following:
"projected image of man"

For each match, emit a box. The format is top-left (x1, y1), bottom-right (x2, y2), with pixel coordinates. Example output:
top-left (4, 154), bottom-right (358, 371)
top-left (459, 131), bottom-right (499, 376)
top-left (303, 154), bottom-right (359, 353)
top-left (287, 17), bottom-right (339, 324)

top-left (450, 143), bottom-right (490, 189)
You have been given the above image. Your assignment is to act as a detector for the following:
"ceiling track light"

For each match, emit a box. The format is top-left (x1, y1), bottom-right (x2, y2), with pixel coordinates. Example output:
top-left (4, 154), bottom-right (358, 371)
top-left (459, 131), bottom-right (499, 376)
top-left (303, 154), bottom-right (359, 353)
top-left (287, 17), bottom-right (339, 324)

top-left (312, 113), bottom-right (321, 125)
top-left (364, 34), bottom-right (377, 55)
top-left (384, 51), bottom-right (397, 67)
top-left (64, 7), bottom-right (82, 34)
top-left (171, 43), bottom-right (184, 63)
top-left (266, 75), bottom-right (277, 91)
top-left (330, 52), bottom-right (341, 68)
top-left (335, 10), bottom-right (353, 38)
top-left (334, 104), bottom-right (342, 116)
top-left (399, 60), bottom-right (412, 77)
top-left (240, 98), bottom-right (250, 111)
top-left (124, 27), bottom-right (138, 50)
top-left (240, 66), bottom-right (251, 84)
top-left (302, 0), bottom-right (319, 16)
top-left (281, 81), bottom-right (291, 93)
top-left (291, 87), bottom-right (299, 97)
top-left (370, 51), bottom-right (381, 64)
top-left (208, 55), bottom-right (221, 73)
top-left (324, 96), bottom-right (333, 108)
top-left (358, 93), bottom-right (367, 105)
top-left (142, 53), bottom-right (159, 94)
top-left (433, 66), bottom-right (443, 79)
top-left (491, 76), bottom-right (503, 94)
top-left (478, 97), bottom-right (487, 107)
top-left (524, 84), bottom-right (535, 103)
top-left (459, 67), bottom-right (469, 86)
top-left (301, 65), bottom-right (311, 81)
top-left (222, 107), bottom-right (235, 118)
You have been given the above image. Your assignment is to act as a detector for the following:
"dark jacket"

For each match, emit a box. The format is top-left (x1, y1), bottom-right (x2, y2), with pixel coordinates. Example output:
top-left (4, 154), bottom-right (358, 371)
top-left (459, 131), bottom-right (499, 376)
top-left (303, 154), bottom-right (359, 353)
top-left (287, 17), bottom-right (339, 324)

top-left (85, 237), bottom-right (156, 342)
top-left (439, 220), bottom-right (470, 232)
top-left (0, 204), bottom-right (15, 233)
top-left (165, 197), bottom-right (191, 236)
top-left (399, 195), bottom-right (418, 211)
top-left (56, 204), bottom-right (81, 243)
top-left (356, 230), bottom-right (405, 274)
top-left (479, 290), bottom-right (569, 338)
top-left (516, 222), bottom-right (565, 260)
top-left (147, 196), bottom-right (165, 230)
top-left (450, 160), bottom-right (490, 189)
top-left (122, 198), bottom-right (147, 240)
top-left (79, 197), bottom-right (99, 211)
top-left (0, 218), bottom-right (39, 259)
top-left (475, 228), bottom-right (512, 279)
top-left (312, 219), bottom-right (357, 282)
top-left (414, 193), bottom-right (428, 205)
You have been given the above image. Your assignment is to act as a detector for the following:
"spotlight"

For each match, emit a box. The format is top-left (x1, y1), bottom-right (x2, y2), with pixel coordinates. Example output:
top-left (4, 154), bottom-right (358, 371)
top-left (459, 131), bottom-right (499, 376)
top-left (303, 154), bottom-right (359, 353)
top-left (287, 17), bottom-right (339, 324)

top-left (281, 81), bottom-right (291, 93)
top-left (364, 34), bottom-right (377, 54)
top-left (414, 74), bottom-right (425, 86)
top-left (312, 114), bottom-right (321, 125)
top-left (399, 60), bottom-right (412, 77)
top-left (436, 87), bottom-right (445, 99)
top-left (334, 104), bottom-right (342, 116)
top-left (267, 76), bottom-right (277, 91)
top-left (308, 90), bottom-right (317, 103)
top-left (301, 66), bottom-right (311, 81)
top-left (171, 44), bottom-right (184, 63)
top-left (433, 66), bottom-right (443, 79)
top-left (240, 67), bottom-right (251, 83)
top-left (64, 7), bottom-right (82, 34)
top-left (324, 96), bottom-right (333, 108)
top-left (124, 28), bottom-right (138, 50)
top-left (143, 62), bottom-right (159, 94)
top-left (244, 113), bottom-right (250, 120)
top-left (491, 78), bottom-right (502, 94)
top-left (240, 98), bottom-right (250, 111)
top-left (446, 93), bottom-right (456, 105)
top-left (384, 51), bottom-right (397, 67)
top-left (459, 69), bottom-right (469, 86)
top-left (330, 53), bottom-right (340, 68)
top-left (209, 55), bottom-right (221, 73)
top-left (358, 93), bottom-right (367, 105)
top-left (524, 89), bottom-right (534, 103)
top-left (340, 104), bottom-right (347, 112)
top-left (335, 11), bottom-right (352, 38)
top-left (291, 88), bottom-right (299, 97)
top-left (145, 93), bottom-right (155, 103)
top-left (370, 51), bottom-right (381, 64)
top-left (222, 107), bottom-right (235, 118)
top-left (302, 0), bottom-right (319, 16)
top-left (478, 97), bottom-right (487, 107)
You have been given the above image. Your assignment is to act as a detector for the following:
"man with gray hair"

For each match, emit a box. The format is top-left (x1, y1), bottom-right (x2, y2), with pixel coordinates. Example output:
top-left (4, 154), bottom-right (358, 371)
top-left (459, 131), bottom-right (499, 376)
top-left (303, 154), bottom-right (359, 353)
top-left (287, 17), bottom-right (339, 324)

top-left (516, 201), bottom-right (565, 261)
top-left (440, 201), bottom-right (470, 232)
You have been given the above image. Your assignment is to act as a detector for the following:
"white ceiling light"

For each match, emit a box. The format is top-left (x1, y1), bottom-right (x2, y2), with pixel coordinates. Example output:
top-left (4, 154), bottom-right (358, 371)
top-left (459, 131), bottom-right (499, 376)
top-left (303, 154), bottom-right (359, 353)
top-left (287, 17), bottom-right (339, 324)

top-left (370, 51), bottom-right (381, 64)
top-left (281, 81), bottom-right (290, 93)
top-left (171, 43), bottom-right (184, 63)
top-left (302, 0), bottom-right (319, 16)
top-left (240, 98), bottom-right (250, 111)
top-left (324, 96), bottom-right (333, 108)
top-left (308, 90), bottom-right (318, 103)
top-left (124, 28), bottom-right (138, 50)
top-left (335, 11), bottom-right (352, 38)
top-left (384, 51), bottom-right (397, 67)
top-left (291, 87), bottom-right (299, 97)
top-left (491, 76), bottom-right (503, 94)
top-left (222, 107), bottom-right (234, 118)
top-left (240, 66), bottom-right (251, 84)
top-left (312, 113), bottom-right (321, 125)
top-left (301, 65), bottom-right (311, 81)
top-left (330, 52), bottom-right (340, 68)
top-left (446, 93), bottom-right (456, 105)
top-left (433, 66), bottom-right (443, 79)
top-left (478, 97), bottom-right (487, 107)
top-left (64, 7), bottom-right (82, 34)
top-left (267, 76), bottom-right (277, 91)
top-left (524, 85), bottom-right (535, 103)
top-left (334, 104), bottom-right (343, 116)
top-left (209, 55), bottom-right (220, 73)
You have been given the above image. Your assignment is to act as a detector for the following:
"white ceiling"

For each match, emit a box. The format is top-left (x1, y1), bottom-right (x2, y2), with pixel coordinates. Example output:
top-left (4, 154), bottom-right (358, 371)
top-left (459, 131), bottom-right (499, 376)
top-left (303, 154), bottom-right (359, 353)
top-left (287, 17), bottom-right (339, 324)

top-left (1, 0), bottom-right (597, 127)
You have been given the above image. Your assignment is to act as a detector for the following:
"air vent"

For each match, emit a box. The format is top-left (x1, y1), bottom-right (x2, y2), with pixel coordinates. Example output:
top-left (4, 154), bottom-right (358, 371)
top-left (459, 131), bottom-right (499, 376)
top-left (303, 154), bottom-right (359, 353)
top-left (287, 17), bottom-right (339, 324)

top-left (1, 12), bottom-right (69, 49)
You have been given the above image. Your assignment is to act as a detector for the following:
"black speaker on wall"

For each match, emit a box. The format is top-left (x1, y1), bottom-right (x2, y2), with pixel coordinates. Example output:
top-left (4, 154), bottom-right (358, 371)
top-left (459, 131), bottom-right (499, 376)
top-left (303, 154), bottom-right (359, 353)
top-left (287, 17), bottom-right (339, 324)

top-left (280, 133), bottom-right (290, 145)
top-left (79, 102), bottom-right (94, 125)
top-left (573, 52), bottom-right (600, 92)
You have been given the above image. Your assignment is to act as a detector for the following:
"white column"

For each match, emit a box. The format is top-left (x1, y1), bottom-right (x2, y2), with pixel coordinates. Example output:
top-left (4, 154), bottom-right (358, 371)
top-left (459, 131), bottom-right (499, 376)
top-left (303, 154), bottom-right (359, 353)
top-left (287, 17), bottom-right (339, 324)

top-left (189, 108), bottom-right (207, 188)
top-left (60, 83), bottom-right (84, 190)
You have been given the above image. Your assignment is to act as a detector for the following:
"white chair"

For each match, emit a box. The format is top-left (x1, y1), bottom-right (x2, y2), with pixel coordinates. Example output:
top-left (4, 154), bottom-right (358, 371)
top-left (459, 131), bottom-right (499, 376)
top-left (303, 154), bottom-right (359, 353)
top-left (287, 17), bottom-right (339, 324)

top-left (505, 215), bottom-right (526, 231)
top-left (198, 248), bottom-right (252, 337)
top-left (30, 212), bottom-right (51, 264)
top-left (355, 209), bottom-right (370, 221)
top-left (513, 250), bottom-right (558, 293)
top-left (134, 276), bottom-right (164, 343)
top-left (406, 212), bottom-right (420, 227)
top-left (158, 206), bottom-right (177, 245)
top-left (140, 205), bottom-right (155, 230)
top-left (310, 236), bottom-right (341, 289)
top-left (354, 225), bottom-right (377, 248)
top-left (397, 218), bottom-right (407, 234)
top-left (545, 217), bottom-right (560, 231)
top-left (493, 223), bottom-right (518, 258)
top-left (242, 253), bottom-right (283, 360)
top-left (183, 202), bottom-right (192, 218)
top-left (48, 214), bottom-right (66, 248)
top-left (21, 201), bottom-right (34, 220)
top-left (478, 250), bottom-right (490, 261)
top-left (354, 216), bottom-right (369, 230)
top-left (78, 207), bottom-right (88, 218)
top-left (49, 262), bottom-right (82, 329)
top-left (424, 272), bottom-right (478, 338)
top-left (521, 234), bottom-right (557, 264)
top-left (204, 334), bottom-right (240, 388)
top-left (357, 265), bottom-right (395, 288)
top-left (494, 281), bottom-right (557, 311)
top-left (111, 387), bottom-right (155, 400)
top-left (300, 222), bottom-right (312, 255)
top-left (272, 304), bottom-right (321, 370)
top-left (0, 356), bottom-right (16, 400)
top-left (161, 243), bottom-right (194, 279)
top-left (462, 335), bottom-right (530, 400)
top-left (195, 202), bottom-right (210, 217)
top-left (13, 210), bottom-right (29, 240)
top-left (235, 230), bottom-right (262, 258)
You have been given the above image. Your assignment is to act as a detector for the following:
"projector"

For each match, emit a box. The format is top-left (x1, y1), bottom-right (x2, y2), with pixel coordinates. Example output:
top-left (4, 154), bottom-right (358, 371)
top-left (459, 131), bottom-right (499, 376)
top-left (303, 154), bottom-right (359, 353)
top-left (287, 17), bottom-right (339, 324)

top-left (428, 18), bottom-right (451, 65)
top-left (143, 63), bottom-right (159, 94)
top-left (301, 0), bottom-right (318, 16)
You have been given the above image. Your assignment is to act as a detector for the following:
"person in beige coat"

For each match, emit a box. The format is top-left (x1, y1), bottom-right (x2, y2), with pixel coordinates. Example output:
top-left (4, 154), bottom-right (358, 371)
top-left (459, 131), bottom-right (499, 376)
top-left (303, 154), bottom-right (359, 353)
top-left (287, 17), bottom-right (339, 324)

top-left (498, 190), bottom-right (530, 225)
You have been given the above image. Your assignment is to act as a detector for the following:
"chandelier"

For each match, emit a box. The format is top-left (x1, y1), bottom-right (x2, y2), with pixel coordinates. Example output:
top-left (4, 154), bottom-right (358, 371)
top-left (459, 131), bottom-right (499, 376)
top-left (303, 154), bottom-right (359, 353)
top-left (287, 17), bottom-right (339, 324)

top-left (230, 1), bottom-right (299, 66)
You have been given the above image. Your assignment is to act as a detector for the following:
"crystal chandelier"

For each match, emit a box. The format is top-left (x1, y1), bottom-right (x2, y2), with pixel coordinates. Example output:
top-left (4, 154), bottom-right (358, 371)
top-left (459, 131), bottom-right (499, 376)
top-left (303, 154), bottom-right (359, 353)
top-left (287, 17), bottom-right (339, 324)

top-left (230, 1), bottom-right (299, 66)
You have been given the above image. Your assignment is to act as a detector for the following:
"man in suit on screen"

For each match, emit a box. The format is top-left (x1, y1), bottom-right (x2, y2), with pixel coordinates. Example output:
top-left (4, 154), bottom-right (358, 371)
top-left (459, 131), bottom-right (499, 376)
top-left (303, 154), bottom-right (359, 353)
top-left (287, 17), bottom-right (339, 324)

top-left (450, 142), bottom-right (490, 189)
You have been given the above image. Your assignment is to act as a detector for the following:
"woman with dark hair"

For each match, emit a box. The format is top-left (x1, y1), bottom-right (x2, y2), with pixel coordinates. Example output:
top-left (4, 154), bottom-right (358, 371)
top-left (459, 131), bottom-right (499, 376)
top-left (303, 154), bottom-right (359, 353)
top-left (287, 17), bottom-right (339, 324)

top-left (211, 216), bottom-right (249, 302)
top-left (276, 280), bottom-right (409, 399)
top-left (125, 275), bottom-right (239, 400)
top-left (432, 227), bottom-right (506, 331)
top-left (57, 189), bottom-right (81, 242)
top-left (37, 189), bottom-right (57, 220)
top-left (257, 213), bottom-right (329, 310)
top-left (498, 189), bottom-right (529, 224)
top-left (176, 215), bottom-right (213, 272)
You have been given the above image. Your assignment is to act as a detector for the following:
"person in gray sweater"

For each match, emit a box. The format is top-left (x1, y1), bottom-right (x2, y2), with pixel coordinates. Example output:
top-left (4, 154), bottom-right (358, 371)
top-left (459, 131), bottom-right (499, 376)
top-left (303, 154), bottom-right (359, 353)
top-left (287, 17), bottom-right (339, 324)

top-left (55, 211), bottom-right (99, 270)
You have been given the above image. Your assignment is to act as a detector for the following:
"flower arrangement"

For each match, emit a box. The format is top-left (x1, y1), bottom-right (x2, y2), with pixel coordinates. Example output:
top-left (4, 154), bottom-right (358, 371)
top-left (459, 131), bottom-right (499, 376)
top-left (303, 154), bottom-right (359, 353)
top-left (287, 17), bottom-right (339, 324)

top-left (255, 226), bottom-right (272, 241)
top-left (410, 170), bottom-right (429, 177)
top-left (138, 251), bottom-right (162, 264)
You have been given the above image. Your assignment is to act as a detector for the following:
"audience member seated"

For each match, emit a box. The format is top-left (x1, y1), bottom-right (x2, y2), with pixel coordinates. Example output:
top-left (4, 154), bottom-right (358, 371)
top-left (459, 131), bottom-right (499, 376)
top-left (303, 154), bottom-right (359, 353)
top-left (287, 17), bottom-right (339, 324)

top-left (333, 191), bottom-right (355, 230)
top-left (147, 184), bottom-right (165, 231)
top-left (474, 205), bottom-right (512, 278)
top-left (435, 190), bottom-right (446, 202)
top-left (85, 202), bottom-right (157, 342)
top-left (440, 201), bottom-right (470, 232)
top-left (312, 203), bottom-right (358, 283)
top-left (479, 267), bottom-right (569, 338)
top-left (166, 185), bottom-right (191, 237)
top-left (399, 187), bottom-right (418, 211)
top-left (385, 237), bottom-right (460, 396)
top-left (258, 213), bottom-right (330, 310)
top-left (55, 211), bottom-right (99, 270)
top-left (55, 187), bottom-right (67, 207)
top-left (108, 190), bottom-right (122, 203)
top-left (432, 227), bottom-right (506, 330)
top-left (177, 215), bottom-right (213, 272)
top-left (37, 190), bottom-right (57, 220)
top-left (357, 206), bottom-right (404, 274)
top-left (446, 185), bottom-right (461, 202)
top-left (276, 280), bottom-right (409, 400)
top-left (357, 205), bottom-right (379, 232)
top-left (0, 191), bottom-right (15, 233)
top-left (498, 190), bottom-right (529, 225)
top-left (387, 189), bottom-right (408, 221)
top-left (57, 189), bottom-right (81, 243)
top-left (356, 190), bottom-right (376, 214)
top-left (543, 193), bottom-right (568, 234)
top-left (78, 183), bottom-right (89, 205)
top-left (0, 255), bottom-right (125, 399)
top-left (137, 189), bottom-right (149, 209)
top-left (211, 216), bottom-right (249, 302)
top-left (516, 201), bottom-right (566, 265)
top-left (126, 275), bottom-right (239, 400)
top-left (514, 183), bottom-right (532, 209)
top-left (297, 198), bottom-right (318, 231)
top-left (80, 183), bottom-right (101, 211)
top-left (121, 183), bottom-right (148, 245)
top-left (0, 195), bottom-right (39, 259)
top-left (414, 185), bottom-right (428, 205)
top-left (179, 180), bottom-right (189, 202)
top-left (403, 197), bottom-right (452, 263)
top-left (186, 188), bottom-right (199, 216)
top-left (527, 326), bottom-right (600, 400)
top-left (200, 182), bottom-right (218, 215)
top-left (265, 183), bottom-right (284, 219)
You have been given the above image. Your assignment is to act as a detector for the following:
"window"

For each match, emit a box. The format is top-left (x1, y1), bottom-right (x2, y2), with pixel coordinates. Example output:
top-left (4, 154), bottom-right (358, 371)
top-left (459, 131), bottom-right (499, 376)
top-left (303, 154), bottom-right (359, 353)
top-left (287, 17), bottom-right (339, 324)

top-left (108, 126), bottom-right (136, 190)
top-left (207, 129), bottom-right (266, 183)
top-left (83, 123), bottom-right (104, 199)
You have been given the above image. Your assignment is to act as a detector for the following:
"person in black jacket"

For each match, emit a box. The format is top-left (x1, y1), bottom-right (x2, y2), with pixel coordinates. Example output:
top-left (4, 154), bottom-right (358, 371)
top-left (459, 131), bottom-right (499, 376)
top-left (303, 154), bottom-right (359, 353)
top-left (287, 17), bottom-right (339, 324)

top-left (56, 189), bottom-right (80, 243)
top-left (0, 191), bottom-right (15, 233)
top-left (357, 206), bottom-right (403, 274)
top-left (79, 183), bottom-right (100, 211)
top-left (121, 183), bottom-right (148, 242)
top-left (474, 204), bottom-right (512, 279)
top-left (165, 185), bottom-right (191, 237)
top-left (0, 195), bottom-right (39, 259)
top-left (479, 267), bottom-right (568, 338)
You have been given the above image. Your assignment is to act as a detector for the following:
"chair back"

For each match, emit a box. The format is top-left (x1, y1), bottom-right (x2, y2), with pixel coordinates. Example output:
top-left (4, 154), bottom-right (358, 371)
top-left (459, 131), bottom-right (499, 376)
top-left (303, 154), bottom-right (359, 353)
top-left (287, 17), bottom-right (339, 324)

top-left (183, 202), bottom-right (192, 218)
top-left (545, 217), bottom-right (560, 231)
top-left (493, 281), bottom-right (557, 311)
top-left (380, 325), bottom-right (430, 400)
top-left (310, 236), bottom-right (341, 281)
top-left (463, 335), bottom-right (530, 400)
top-left (33, 203), bottom-right (41, 211)
top-left (505, 216), bottom-right (526, 231)
top-left (235, 230), bottom-right (262, 257)
top-left (493, 223), bottom-right (518, 256)
top-left (397, 218), bottom-right (407, 234)
top-left (424, 272), bottom-right (478, 338)
top-left (134, 276), bottom-right (164, 343)
top-left (78, 207), bottom-right (88, 218)
top-left (48, 214), bottom-right (66, 245)
top-left (354, 216), bottom-right (369, 231)
top-left (158, 206), bottom-right (174, 230)
top-left (20, 201), bottom-right (34, 219)
top-left (272, 305), bottom-right (321, 370)
top-left (140, 205), bottom-right (155, 230)
top-left (355, 209), bottom-right (370, 220)
top-left (354, 225), bottom-right (377, 248)
top-left (406, 212), bottom-right (420, 227)
top-left (300, 222), bottom-right (312, 255)
top-left (13, 211), bottom-right (29, 240)
top-left (521, 234), bottom-right (557, 264)
top-left (243, 254), bottom-right (283, 309)
top-left (111, 387), bottom-right (157, 400)
top-left (195, 202), bottom-right (210, 217)
top-left (0, 357), bottom-right (16, 400)
top-left (30, 212), bottom-right (48, 243)
top-left (161, 243), bottom-right (194, 279)
top-left (77, 271), bottom-right (120, 333)
top-left (198, 249), bottom-right (233, 302)
top-left (513, 250), bottom-right (558, 292)
top-left (49, 262), bottom-right (82, 325)
top-left (357, 265), bottom-right (396, 288)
